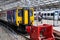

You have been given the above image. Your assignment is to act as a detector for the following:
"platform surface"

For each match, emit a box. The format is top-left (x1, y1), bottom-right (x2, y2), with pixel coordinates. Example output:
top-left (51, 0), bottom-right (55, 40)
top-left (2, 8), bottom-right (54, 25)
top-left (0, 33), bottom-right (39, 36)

top-left (0, 25), bottom-right (29, 40)
top-left (0, 25), bottom-right (13, 40)
top-left (34, 19), bottom-right (60, 32)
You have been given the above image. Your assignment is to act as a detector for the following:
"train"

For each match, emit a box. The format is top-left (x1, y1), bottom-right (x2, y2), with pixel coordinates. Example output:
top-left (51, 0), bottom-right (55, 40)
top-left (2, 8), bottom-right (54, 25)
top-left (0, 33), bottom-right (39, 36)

top-left (34, 10), bottom-right (60, 20)
top-left (34, 11), bottom-right (40, 20)
top-left (41, 11), bottom-right (54, 19)
top-left (7, 7), bottom-right (34, 33)
top-left (41, 10), bottom-right (60, 20)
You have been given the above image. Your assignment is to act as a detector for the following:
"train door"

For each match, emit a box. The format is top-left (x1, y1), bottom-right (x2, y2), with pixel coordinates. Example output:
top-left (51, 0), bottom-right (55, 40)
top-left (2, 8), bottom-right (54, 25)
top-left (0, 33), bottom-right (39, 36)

top-left (16, 9), bottom-right (22, 26)
top-left (44, 13), bottom-right (46, 19)
top-left (53, 11), bottom-right (59, 26)
top-left (22, 8), bottom-right (34, 25)
top-left (7, 11), bottom-right (12, 22)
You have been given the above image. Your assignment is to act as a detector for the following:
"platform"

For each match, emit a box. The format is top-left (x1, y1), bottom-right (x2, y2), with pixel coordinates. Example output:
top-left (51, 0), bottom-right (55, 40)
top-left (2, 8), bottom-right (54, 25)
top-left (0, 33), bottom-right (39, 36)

top-left (34, 19), bottom-right (60, 36)
top-left (0, 25), bottom-right (13, 40)
top-left (0, 25), bottom-right (28, 40)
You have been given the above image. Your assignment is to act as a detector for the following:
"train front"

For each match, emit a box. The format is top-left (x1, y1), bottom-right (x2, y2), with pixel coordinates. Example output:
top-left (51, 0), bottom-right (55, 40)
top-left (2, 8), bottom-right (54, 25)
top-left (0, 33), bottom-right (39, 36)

top-left (16, 7), bottom-right (34, 33)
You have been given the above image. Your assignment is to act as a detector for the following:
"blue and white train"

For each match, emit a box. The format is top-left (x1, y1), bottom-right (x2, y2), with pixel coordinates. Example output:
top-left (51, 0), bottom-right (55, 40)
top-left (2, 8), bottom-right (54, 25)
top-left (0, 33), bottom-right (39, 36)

top-left (41, 10), bottom-right (60, 20)
top-left (34, 10), bottom-right (60, 20)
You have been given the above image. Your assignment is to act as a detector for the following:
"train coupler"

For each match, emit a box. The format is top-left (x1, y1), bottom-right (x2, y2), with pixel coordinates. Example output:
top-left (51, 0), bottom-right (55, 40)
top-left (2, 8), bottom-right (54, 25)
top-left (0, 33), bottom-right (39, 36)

top-left (26, 24), bottom-right (55, 40)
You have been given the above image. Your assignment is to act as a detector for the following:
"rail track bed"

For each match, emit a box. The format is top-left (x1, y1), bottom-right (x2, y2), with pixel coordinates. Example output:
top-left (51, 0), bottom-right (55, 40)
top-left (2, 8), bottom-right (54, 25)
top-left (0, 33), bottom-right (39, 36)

top-left (0, 25), bottom-right (14, 40)
top-left (0, 19), bottom-right (29, 40)
top-left (0, 19), bottom-right (60, 40)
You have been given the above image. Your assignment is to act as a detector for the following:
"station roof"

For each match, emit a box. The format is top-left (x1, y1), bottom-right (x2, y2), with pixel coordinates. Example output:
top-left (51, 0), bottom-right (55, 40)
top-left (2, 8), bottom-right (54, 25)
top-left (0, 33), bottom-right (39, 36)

top-left (0, 0), bottom-right (60, 11)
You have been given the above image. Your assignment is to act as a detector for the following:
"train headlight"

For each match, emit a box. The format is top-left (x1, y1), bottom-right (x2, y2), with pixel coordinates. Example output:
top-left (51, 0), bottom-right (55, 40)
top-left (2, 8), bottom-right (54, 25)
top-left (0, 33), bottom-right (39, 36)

top-left (18, 21), bottom-right (22, 24)
top-left (30, 20), bottom-right (33, 24)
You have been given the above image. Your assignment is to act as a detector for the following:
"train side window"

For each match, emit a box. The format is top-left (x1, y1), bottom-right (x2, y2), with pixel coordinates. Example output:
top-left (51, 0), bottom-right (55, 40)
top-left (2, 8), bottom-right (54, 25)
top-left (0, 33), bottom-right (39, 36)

top-left (44, 13), bottom-right (46, 16)
top-left (18, 9), bottom-right (22, 16)
top-left (51, 13), bottom-right (54, 16)
top-left (47, 13), bottom-right (50, 16)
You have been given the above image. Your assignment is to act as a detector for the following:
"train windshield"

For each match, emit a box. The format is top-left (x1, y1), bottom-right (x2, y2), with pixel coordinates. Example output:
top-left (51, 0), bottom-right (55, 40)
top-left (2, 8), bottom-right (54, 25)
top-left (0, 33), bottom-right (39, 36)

top-left (18, 9), bottom-right (33, 16)
top-left (18, 9), bottom-right (23, 16)
top-left (29, 9), bottom-right (33, 16)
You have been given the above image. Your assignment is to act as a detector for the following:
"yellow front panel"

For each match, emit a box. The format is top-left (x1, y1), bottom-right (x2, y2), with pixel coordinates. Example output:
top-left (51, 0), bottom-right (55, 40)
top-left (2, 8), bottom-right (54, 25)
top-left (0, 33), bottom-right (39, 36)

top-left (24, 10), bottom-right (28, 24)
top-left (30, 8), bottom-right (34, 25)
top-left (15, 8), bottom-right (34, 26)
top-left (30, 16), bottom-right (34, 25)
top-left (16, 9), bottom-right (22, 26)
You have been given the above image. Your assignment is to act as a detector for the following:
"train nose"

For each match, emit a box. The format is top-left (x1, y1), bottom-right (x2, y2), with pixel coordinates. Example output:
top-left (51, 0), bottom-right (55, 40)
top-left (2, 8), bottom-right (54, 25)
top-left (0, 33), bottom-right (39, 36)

top-left (17, 24), bottom-right (28, 34)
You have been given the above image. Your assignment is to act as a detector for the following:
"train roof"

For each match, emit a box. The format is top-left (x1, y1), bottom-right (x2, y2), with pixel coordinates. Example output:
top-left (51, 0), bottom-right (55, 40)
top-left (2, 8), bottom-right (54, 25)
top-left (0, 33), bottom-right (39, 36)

top-left (41, 10), bottom-right (60, 13)
top-left (34, 11), bottom-right (40, 14)
top-left (41, 11), bottom-right (55, 13)
top-left (34, 9), bottom-right (60, 14)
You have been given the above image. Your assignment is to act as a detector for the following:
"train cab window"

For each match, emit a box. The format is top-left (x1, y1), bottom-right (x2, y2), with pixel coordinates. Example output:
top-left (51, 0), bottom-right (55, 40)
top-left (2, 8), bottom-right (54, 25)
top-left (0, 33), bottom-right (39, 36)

top-left (51, 13), bottom-right (54, 16)
top-left (29, 10), bottom-right (33, 16)
top-left (18, 9), bottom-right (23, 16)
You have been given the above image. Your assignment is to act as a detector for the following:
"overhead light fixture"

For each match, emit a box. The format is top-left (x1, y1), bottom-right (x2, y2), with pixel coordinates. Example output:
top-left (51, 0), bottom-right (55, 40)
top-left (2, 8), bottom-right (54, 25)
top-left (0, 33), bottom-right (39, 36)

top-left (0, 8), bottom-right (3, 11)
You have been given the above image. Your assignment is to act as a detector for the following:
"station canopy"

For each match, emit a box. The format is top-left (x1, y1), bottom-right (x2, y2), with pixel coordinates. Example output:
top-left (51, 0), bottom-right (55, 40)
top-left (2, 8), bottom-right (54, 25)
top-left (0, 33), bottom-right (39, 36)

top-left (0, 0), bottom-right (60, 11)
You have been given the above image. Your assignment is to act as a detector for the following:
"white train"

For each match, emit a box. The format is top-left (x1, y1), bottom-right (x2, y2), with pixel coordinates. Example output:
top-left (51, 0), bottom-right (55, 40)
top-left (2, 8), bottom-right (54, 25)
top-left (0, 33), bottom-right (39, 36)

top-left (34, 11), bottom-right (40, 20)
top-left (41, 10), bottom-right (60, 20)
top-left (34, 10), bottom-right (60, 20)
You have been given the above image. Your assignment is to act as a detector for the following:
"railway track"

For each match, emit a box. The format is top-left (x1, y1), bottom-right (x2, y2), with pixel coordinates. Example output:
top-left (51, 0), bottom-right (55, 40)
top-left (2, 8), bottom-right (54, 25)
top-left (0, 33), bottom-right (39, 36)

top-left (0, 19), bottom-right (60, 40)
top-left (0, 20), bottom-right (29, 40)
top-left (0, 24), bottom-right (18, 40)
top-left (53, 30), bottom-right (60, 40)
